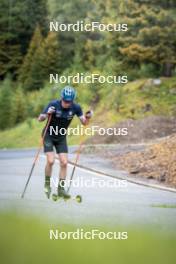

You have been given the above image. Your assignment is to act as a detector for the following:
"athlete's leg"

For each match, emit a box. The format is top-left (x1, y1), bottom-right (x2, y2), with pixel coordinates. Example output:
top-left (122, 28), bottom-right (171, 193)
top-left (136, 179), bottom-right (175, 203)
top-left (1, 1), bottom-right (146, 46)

top-left (54, 137), bottom-right (70, 198)
top-left (55, 137), bottom-right (68, 182)
top-left (57, 153), bottom-right (70, 199)
top-left (43, 132), bottom-right (54, 183)
top-left (43, 133), bottom-right (54, 198)
top-left (58, 153), bottom-right (68, 181)
top-left (44, 152), bottom-right (55, 198)
top-left (45, 152), bottom-right (55, 178)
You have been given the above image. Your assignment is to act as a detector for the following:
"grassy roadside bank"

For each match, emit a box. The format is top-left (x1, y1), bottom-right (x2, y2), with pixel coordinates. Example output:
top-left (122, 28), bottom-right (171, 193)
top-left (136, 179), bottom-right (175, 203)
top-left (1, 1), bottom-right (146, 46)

top-left (0, 117), bottom-right (84, 148)
top-left (0, 77), bottom-right (176, 149)
top-left (0, 212), bottom-right (176, 264)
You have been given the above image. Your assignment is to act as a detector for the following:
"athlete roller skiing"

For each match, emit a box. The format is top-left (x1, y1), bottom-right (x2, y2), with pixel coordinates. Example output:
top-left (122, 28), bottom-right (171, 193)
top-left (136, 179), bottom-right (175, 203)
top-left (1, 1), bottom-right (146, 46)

top-left (38, 86), bottom-right (93, 200)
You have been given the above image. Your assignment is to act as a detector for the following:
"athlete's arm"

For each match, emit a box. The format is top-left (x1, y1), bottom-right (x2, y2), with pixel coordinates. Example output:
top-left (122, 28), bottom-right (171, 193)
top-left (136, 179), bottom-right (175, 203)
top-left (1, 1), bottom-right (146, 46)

top-left (38, 113), bottom-right (47, 122)
top-left (79, 115), bottom-right (89, 126)
top-left (38, 105), bottom-right (55, 122)
top-left (79, 110), bottom-right (93, 126)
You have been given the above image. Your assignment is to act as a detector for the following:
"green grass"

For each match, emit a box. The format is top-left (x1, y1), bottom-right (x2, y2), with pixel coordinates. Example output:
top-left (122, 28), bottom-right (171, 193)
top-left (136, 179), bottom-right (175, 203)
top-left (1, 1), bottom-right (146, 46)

top-left (0, 117), bottom-right (88, 148)
top-left (0, 119), bottom-right (43, 149)
top-left (119, 77), bottom-right (176, 119)
top-left (151, 204), bottom-right (176, 209)
top-left (0, 77), bottom-right (176, 148)
top-left (0, 212), bottom-right (176, 264)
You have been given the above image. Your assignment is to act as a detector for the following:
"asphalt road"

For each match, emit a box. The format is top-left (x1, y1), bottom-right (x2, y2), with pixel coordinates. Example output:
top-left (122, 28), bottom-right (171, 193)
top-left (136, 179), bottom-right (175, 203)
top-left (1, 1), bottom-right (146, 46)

top-left (0, 149), bottom-right (176, 230)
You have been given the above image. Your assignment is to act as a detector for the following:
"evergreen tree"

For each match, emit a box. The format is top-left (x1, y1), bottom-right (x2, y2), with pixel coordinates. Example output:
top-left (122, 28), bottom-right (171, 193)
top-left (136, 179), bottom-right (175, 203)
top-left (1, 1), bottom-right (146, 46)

top-left (0, 77), bottom-right (16, 129)
top-left (49, 0), bottom-right (92, 69)
top-left (85, 0), bottom-right (124, 71)
top-left (18, 26), bottom-right (43, 90)
top-left (0, 0), bottom-right (22, 79)
top-left (40, 32), bottom-right (62, 75)
top-left (20, 31), bottom-right (61, 91)
top-left (13, 86), bottom-right (27, 123)
top-left (30, 31), bottom-right (62, 90)
top-left (0, 0), bottom-right (48, 79)
top-left (119, 1), bottom-right (176, 76)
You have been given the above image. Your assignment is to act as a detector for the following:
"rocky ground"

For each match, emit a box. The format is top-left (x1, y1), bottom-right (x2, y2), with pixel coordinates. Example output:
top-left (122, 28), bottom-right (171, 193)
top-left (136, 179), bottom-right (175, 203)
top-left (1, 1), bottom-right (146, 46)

top-left (86, 116), bottom-right (176, 144)
top-left (85, 116), bottom-right (176, 188)
top-left (111, 134), bottom-right (176, 188)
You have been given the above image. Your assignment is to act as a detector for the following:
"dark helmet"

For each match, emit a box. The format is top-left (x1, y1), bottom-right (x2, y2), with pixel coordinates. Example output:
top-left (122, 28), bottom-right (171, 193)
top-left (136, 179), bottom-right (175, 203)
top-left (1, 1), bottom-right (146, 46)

top-left (61, 86), bottom-right (76, 101)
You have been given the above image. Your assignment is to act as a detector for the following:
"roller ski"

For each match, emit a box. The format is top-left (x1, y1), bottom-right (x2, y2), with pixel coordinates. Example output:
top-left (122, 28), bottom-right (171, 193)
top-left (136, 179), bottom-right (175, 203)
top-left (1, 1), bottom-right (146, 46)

top-left (52, 193), bottom-right (82, 203)
top-left (52, 185), bottom-right (82, 203)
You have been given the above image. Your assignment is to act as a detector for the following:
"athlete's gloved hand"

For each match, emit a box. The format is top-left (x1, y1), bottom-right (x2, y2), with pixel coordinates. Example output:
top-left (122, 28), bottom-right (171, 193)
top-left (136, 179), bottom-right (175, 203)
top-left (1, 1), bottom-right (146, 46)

top-left (47, 106), bottom-right (55, 114)
top-left (85, 110), bottom-right (93, 119)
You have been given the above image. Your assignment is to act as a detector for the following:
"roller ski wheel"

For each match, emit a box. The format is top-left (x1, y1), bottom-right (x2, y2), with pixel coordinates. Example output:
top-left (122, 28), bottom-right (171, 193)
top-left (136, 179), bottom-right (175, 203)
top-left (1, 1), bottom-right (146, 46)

top-left (51, 193), bottom-right (70, 202)
top-left (52, 194), bottom-right (82, 203)
top-left (75, 195), bottom-right (82, 203)
top-left (52, 193), bottom-right (59, 201)
top-left (58, 186), bottom-right (71, 200)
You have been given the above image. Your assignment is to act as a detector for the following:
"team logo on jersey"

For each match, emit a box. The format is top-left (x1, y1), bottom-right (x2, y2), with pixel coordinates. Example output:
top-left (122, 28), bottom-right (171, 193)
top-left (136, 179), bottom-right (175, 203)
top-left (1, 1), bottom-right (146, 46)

top-left (56, 110), bottom-right (62, 117)
top-left (67, 110), bottom-right (73, 120)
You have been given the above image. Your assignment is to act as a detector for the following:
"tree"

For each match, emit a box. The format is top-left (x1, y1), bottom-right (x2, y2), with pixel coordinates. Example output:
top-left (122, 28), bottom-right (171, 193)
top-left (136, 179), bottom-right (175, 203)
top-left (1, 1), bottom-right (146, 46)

top-left (85, 0), bottom-right (125, 71)
top-left (0, 77), bottom-right (16, 129)
top-left (39, 32), bottom-right (62, 75)
top-left (30, 31), bottom-right (62, 90)
top-left (13, 86), bottom-right (27, 123)
top-left (134, 0), bottom-right (176, 9)
top-left (18, 26), bottom-right (43, 90)
top-left (49, 0), bottom-right (93, 69)
top-left (0, 0), bottom-right (48, 80)
top-left (119, 1), bottom-right (176, 76)
top-left (20, 31), bottom-right (62, 91)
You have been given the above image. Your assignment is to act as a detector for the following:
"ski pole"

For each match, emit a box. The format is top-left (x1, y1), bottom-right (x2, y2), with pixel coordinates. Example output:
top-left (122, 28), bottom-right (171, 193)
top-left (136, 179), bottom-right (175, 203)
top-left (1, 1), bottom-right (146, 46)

top-left (67, 137), bottom-right (84, 193)
top-left (67, 111), bottom-right (92, 193)
top-left (21, 114), bottom-right (52, 199)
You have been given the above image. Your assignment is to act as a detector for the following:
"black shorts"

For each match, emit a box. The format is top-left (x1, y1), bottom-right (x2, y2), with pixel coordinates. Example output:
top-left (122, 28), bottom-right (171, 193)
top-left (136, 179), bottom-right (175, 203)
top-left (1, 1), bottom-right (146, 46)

top-left (43, 133), bottom-right (68, 153)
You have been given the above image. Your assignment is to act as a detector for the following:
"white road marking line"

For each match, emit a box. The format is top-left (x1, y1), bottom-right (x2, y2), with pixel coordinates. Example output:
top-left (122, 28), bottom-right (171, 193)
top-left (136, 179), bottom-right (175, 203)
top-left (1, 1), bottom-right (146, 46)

top-left (40, 154), bottom-right (176, 193)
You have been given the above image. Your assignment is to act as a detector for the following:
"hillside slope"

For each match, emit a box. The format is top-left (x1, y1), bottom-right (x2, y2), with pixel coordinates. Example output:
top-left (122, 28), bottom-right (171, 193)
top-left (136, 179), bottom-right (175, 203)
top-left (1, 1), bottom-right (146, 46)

top-left (0, 77), bottom-right (176, 148)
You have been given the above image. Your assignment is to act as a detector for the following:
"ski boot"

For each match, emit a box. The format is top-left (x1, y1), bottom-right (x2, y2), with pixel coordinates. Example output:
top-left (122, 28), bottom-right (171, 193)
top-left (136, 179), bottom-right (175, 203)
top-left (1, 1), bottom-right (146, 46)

top-left (57, 185), bottom-right (71, 201)
top-left (44, 184), bottom-right (51, 199)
